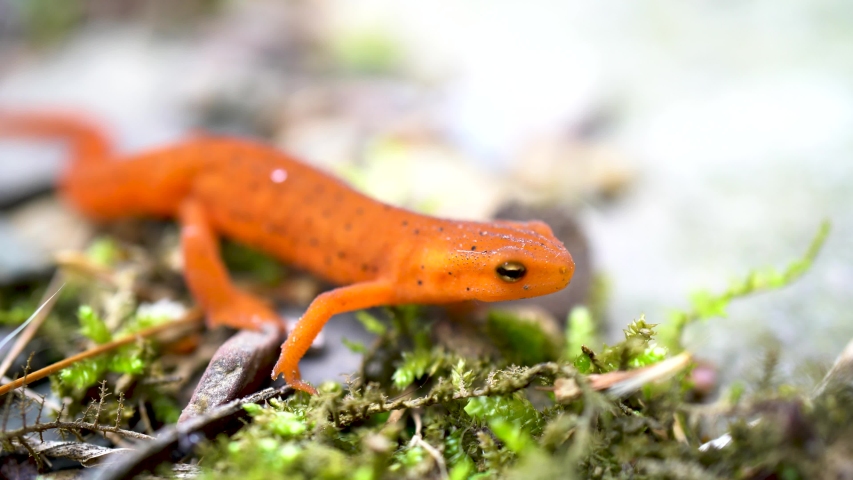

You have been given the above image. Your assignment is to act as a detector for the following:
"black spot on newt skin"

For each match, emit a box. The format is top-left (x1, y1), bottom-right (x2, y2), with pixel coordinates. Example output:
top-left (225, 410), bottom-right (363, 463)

top-left (471, 246), bottom-right (477, 251)
top-left (438, 227), bottom-right (443, 232)
top-left (361, 264), bottom-right (369, 272)
top-left (466, 287), bottom-right (471, 291)
top-left (402, 220), bottom-right (408, 227)
top-left (418, 280), bottom-right (423, 286)
top-left (414, 229), bottom-right (420, 235)
top-left (420, 265), bottom-right (424, 270)
top-left (448, 272), bottom-right (453, 275)
top-left (480, 231), bottom-right (487, 236)
top-left (337, 251), bottom-right (346, 259)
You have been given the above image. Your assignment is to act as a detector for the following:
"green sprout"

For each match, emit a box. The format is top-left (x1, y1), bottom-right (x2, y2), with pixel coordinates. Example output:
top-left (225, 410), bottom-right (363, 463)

top-left (659, 220), bottom-right (830, 350)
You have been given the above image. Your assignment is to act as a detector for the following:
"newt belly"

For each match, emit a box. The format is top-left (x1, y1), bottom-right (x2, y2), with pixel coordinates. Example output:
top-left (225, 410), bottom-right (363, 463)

top-left (0, 111), bottom-right (575, 394)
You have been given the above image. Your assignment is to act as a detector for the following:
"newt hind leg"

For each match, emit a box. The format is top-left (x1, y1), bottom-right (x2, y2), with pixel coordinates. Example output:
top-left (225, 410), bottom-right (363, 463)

top-left (179, 198), bottom-right (283, 332)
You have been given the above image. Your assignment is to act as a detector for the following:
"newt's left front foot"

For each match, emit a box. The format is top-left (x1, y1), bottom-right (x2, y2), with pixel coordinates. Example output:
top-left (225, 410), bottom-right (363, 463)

top-left (269, 280), bottom-right (395, 396)
top-left (272, 352), bottom-right (317, 395)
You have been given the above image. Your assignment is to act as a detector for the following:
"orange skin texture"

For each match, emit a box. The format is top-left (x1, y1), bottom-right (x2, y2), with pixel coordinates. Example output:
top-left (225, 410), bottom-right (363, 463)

top-left (0, 111), bottom-right (575, 394)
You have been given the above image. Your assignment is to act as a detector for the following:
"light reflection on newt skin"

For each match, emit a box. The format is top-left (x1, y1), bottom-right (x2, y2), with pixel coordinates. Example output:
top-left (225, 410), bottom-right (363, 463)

top-left (0, 111), bottom-right (575, 394)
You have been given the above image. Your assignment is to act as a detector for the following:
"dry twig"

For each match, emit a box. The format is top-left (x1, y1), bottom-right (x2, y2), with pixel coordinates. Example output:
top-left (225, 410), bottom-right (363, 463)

top-left (1, 419), bottom-right (154, 442)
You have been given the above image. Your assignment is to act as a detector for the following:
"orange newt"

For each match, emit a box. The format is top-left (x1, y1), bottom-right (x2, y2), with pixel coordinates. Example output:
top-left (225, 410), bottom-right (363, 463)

top-left (0, 111), bottom-right (575, 394)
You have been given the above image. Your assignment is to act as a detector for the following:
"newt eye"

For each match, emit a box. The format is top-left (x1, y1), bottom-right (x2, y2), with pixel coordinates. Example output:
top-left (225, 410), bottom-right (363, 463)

top-left (496, 261), bottom-right (526, 282)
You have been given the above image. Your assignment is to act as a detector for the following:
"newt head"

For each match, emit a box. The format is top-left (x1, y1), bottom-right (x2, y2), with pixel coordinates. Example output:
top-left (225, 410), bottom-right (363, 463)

top-left (407, 219), bottom-right (575, 303)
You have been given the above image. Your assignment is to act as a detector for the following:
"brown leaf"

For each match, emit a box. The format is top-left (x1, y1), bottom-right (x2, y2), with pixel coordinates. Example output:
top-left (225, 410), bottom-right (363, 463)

top-left (178, 324), bottom-right (283, 423)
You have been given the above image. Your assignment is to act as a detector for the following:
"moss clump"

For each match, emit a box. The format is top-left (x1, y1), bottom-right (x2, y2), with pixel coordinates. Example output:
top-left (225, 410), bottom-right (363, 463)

top-left (486, 310), bottom-right (562, 366)
top-left (197, 298), bottom-right (673, 479)
top-left (53, 304), bottom-right (169, 395)
top-left (0, 220), bottom-right (837, 478)
top-left (193, 222), bottom-right (841, 479)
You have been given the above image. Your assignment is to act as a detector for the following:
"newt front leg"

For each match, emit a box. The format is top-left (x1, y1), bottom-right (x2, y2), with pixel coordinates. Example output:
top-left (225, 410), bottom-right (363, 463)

top-left (272, 280), bottom-right (396, 394)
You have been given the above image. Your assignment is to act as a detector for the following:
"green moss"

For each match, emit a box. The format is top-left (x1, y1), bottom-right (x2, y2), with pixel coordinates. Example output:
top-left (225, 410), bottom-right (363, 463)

top-left (193, 222), bottom-right (840, 478)
top-left (57, 357), bottom-right (108, 391)
top-left (117, 307), bottom-right (174, 335)
top-left (0, 302), bottom-right (37, 326)
top-left (9, 218), bottom-right (837, 479)
top-left (108, 345), bottom-right (146, 375)
top-left (85, 237), bottom-right (123, 267)
top-left (341, 337), bottom-right (368, 354)
top-left (354, 311), bottom-right (388, 336)
top-left (149, 391), bottom-right (182, 424)
top-left (220, 241), bottom-right (288, 286)
top-left (464, 394), bottom-right (543, 436)
top-left (486, 310), bottom-right (561, 366)
top-left (572, 316), bottom-right (662, 375)
top-left (565, 306), bottom-right (597, 360)
top-left (392, 347), bottom-right (444, 390)
top-left (77, 305), bottom-right (111, 344)
top-left (55, 303), bottom-right (170, 394)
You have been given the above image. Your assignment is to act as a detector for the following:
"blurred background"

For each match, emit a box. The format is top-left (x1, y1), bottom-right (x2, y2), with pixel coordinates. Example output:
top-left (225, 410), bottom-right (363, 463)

top-left (1, 0), bottom-right (851, 392)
